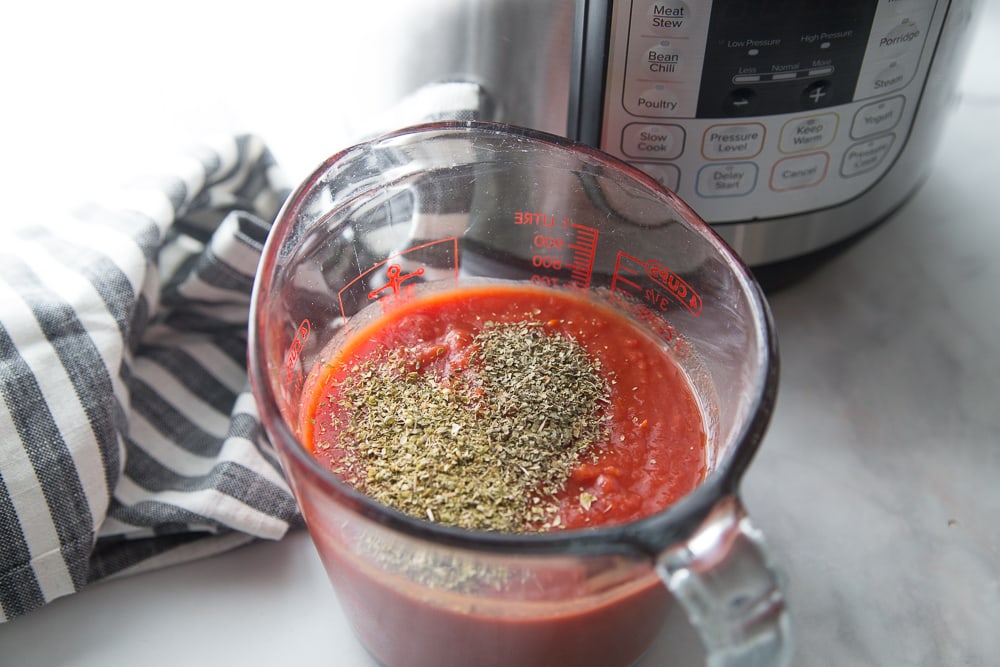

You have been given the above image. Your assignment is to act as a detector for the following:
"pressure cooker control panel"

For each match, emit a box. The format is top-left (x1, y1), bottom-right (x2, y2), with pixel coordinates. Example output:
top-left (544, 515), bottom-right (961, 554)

top-left (596, 0), bottom-right (948, 223)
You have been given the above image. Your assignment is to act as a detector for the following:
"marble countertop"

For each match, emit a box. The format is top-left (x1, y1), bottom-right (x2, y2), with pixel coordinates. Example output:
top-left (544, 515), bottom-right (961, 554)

top-left (1, 2), bottom-right (998, 665)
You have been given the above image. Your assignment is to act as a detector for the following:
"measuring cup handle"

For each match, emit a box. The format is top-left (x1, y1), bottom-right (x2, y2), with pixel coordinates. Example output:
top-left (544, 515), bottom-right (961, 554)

top-left (657, 495), bottom-right (792, 667)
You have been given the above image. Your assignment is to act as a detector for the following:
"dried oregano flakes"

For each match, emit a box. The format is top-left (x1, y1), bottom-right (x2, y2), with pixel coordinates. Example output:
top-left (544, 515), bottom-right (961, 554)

top-left (318, 319), bottom-right (612, 533)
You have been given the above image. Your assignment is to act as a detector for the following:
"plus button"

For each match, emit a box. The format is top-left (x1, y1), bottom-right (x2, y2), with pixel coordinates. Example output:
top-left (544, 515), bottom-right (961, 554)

top-left (803, 80), bottom-right (832, 107)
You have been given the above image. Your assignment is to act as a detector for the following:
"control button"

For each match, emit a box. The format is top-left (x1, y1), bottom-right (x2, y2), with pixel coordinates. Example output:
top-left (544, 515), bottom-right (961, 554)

top-left (644, 1), bottom-right (694, 35)
top-left (724, 88), bottom-right (757, 116)
top-left (801, 80), bottom-right (833, 108)
top-left (702, 123), bottom-right (765, 160)
top-left (779, 113), bottom-right (839, 153)
top-left (875, 17), bottom-right (925, 58)
top-left (841, 134), bottom-right (896, 177)
top-left (851, 96), bottom-right (905, 139)
top-left (770, 153), bottom-right (829, 192)
top-left (857, 58), bottom-right (914, 98)
top-left (636, 162), bottom-right (681, 192)
top-left (877, 0), bottom-right (936, 14)
top-left (696, 162), bottom-right (758, 198)
top-left (622, 123), bottom-right (685, 160)
top-left (640, 39), bottom-right (685, 78)
top-left (626, 83), bottom-right (681, 117)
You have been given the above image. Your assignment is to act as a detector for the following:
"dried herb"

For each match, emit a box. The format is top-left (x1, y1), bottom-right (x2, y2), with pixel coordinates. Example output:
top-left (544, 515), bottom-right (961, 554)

top-left (321, 318), bottom-right (611, 532)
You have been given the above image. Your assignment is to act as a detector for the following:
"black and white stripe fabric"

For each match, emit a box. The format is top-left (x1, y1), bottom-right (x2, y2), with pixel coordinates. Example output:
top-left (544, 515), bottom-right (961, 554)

top-left (0, 134), bottom-right (300, 622)
top-left (0, 81), bottom-right (492, 624)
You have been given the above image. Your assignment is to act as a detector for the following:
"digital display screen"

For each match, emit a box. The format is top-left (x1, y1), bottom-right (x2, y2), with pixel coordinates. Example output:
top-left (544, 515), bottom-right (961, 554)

top-left (696, 0), bottom-right (880, 117)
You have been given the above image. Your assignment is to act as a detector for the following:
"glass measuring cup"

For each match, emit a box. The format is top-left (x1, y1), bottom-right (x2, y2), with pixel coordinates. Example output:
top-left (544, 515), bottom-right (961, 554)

top-left (248, 122), bottom-right (789, 667)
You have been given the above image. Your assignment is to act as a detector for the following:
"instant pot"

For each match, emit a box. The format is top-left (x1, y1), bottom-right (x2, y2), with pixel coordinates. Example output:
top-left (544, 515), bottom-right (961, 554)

top-left (368, 0), bottom-right (980, 285)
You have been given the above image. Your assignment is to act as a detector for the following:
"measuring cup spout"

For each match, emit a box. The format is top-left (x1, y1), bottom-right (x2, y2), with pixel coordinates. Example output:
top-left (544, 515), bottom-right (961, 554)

top-left (656, 495), bottom-right (792, 667)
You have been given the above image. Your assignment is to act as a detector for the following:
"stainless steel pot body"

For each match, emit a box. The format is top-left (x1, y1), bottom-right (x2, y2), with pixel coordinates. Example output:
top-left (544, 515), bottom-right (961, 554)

top-left (359, 0), bottom-right (980, 274)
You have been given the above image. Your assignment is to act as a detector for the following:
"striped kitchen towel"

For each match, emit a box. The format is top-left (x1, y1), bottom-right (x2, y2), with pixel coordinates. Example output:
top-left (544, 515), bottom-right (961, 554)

top-left (0, 134), bottom-right (302, 622)
top-left (0, 81), bottom-right (493, 624)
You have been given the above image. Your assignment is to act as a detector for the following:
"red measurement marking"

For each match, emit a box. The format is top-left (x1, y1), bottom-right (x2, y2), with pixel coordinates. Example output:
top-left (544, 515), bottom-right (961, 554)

top-left (645, 259), bottom-right (702, 316)
top-left (567, 224), bottom-right (598, 289)
top-left (368, 264), bottom-right (425, 301)
top-left (610, 252), bottom-right (702, 316)
top-left (610, 252), bottom-right (644, 294)
top-left (337, 238), bottom-right (460, 326)
top-left (283, 319), bottom-right (311, 396)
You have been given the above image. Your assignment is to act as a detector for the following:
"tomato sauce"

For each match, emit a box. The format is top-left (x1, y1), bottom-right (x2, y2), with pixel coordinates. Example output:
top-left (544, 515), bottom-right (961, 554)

top-left (295, 284), bottom-right (708, 667)
top-left (320, 547), bottom-right (672, 667)
top-left (300, 284), bottom-right (706, 529)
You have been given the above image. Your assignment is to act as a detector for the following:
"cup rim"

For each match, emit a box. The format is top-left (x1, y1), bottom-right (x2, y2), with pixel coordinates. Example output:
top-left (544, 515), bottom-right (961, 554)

top-left (248, 120), bottom-right (779, 558)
